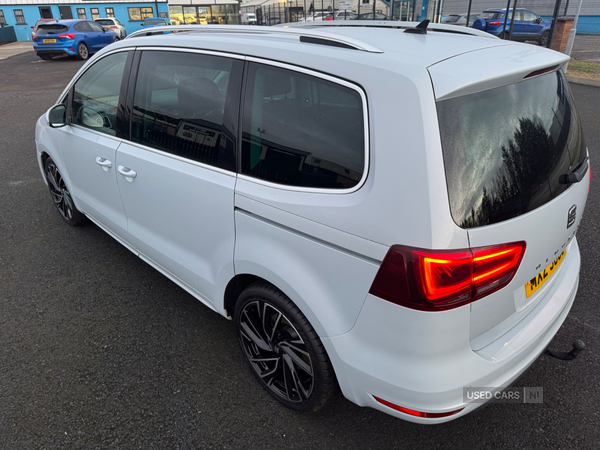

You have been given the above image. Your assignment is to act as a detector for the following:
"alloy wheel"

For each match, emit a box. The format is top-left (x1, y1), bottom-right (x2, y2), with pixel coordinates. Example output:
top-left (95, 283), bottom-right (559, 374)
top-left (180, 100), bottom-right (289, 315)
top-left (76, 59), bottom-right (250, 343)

top-left (238, 300), bottom-right (314, 403)
top-left (46, 162), bottom-right (75, 221)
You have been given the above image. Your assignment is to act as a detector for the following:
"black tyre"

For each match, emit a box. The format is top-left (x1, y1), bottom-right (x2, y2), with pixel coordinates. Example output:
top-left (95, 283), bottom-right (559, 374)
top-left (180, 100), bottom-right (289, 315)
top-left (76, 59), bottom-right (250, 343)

top-left (234, 282), bottom-right (337, 412)
top-left (39, 55), bottom-right (53, 61)
top-left (113, 36), bottom-right (120, 42)
top-left (498, 31), bottom-right (507, 40)
top-left (76, 42), bottom-right (89, 60)
top-left (44, 157), bottom-right (86, 226)
top-left (540, 31), bottom-right (550, 47)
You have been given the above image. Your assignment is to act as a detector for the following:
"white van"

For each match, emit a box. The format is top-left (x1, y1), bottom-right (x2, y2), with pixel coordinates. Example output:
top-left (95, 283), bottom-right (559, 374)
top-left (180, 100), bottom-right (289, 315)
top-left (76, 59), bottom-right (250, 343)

top-left (36, 21), bottom-right (590, 423)
top-left (242, 12), bottom-right (257, 25)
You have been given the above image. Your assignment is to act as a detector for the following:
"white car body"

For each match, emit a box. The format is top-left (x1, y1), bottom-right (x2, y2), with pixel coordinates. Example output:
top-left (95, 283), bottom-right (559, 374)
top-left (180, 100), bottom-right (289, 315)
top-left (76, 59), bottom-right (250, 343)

top-left (95, 17), bottom-right (127, 39)
top-left (35, 22), bottom-right (590, 423)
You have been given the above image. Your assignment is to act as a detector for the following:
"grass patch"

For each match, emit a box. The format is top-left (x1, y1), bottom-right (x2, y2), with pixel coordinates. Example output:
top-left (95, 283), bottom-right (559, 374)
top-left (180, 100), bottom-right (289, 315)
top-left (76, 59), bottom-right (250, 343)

top-left (568, 60), bottom-right (600, 74)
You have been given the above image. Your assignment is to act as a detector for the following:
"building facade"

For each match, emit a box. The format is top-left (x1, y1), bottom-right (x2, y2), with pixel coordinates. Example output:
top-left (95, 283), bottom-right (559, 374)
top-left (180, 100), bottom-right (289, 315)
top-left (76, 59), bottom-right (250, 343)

top-left (0, 0), bottom-right (170, 41)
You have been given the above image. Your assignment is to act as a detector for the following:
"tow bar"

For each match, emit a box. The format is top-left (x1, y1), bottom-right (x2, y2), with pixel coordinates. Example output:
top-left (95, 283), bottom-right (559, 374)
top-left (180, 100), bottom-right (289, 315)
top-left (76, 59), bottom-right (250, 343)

top-left (545, 340), bottom-right (585, 360)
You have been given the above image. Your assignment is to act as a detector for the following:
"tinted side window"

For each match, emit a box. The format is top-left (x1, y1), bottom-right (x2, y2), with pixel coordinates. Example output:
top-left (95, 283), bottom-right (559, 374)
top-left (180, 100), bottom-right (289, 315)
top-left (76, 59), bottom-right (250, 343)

top-left (74, 21), bottom-right (92, 32)
top-left (89, 21), bottom-right (104, 32)
top-left (72, 52), bottom-right (128, 137)
top-left (131, 51), bottom-right (241, 170)
top-left (241, 63), bottom-right (365, 189)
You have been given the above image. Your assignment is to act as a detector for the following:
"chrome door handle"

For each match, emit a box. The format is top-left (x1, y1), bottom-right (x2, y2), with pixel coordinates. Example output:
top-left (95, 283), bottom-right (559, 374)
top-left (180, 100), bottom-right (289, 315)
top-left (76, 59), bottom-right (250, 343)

top-left (95, 157), bottom-right (112, 171)
top-left (117, 165), bottom-right (137, 182)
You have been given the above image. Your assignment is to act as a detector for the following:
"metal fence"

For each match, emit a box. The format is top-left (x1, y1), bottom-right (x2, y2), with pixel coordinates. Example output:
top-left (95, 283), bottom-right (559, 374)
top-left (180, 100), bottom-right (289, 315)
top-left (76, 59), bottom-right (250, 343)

top-left (429, 0), bottom-right (600, 62)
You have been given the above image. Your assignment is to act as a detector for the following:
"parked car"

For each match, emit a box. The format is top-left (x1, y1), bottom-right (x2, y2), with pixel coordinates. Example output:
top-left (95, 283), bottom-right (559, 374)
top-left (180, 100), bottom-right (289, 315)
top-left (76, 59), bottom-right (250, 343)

top-left (442, 12), bottom-right (481, 27)
top-left (472, 8), bottom-right (551, 45)
top-left (141, 17), bottom-right (169, 28)
top-left (31, 18), bottom-right (55, 37)
top-left (298, 11), bottom-right (328, 22)
top-left (37, 20), bottom-right (589, 423)
top-left (95, 17), bottom-right (127, 39)
top-left (33, 19), bottom-right (119, 61)
top-left (356, 12), bottom-right (390, 20)
top-left (323, 11), bottom-right (358, 21)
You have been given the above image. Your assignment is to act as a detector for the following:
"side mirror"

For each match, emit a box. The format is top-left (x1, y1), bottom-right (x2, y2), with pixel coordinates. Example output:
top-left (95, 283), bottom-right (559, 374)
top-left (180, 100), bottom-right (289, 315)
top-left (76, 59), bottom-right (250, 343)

top-left (47, 104), bottom-right (67, 128)
top-left (140, 23), bottom-right (144, 27)
top-left (536, 17), bottom-right (543, 24)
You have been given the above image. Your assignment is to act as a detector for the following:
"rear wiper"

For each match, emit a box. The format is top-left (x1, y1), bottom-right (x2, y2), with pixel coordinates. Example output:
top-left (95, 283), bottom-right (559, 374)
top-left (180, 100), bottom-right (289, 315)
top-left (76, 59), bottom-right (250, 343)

top-left (559, 157), bottom-right (589, 184)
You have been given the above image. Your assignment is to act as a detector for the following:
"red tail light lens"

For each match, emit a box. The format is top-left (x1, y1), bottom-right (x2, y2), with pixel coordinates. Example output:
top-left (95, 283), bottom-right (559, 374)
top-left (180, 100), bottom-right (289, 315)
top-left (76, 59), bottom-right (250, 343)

top-left (110, 26), bottom-right (119, 30)
top-left (489, 21), bottom-right (502, 26)
top-left (32, 33), bottom-right (39, 39)
top-left (373, 396), bottom-right (464, 418)
top-left (369, 242), bottom-right (526, 311)
top-left (58, 34), bottom-right (76, 39)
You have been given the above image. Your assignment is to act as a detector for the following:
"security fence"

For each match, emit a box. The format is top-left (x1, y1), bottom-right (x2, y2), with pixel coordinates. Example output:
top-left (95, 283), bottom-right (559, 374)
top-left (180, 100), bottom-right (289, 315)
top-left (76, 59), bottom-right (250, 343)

top-left (240, 0), bottom-right (599, 62)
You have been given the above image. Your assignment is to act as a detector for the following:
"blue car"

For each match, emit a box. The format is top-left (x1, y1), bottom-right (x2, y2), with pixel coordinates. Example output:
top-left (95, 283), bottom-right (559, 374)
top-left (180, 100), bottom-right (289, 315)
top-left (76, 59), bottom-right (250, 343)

top-left (33, 19), bottom-right (119, 61)
top-left (472, 9), bottom-right (551, 45)
top-left (141, 18), bottom-right (169, 29)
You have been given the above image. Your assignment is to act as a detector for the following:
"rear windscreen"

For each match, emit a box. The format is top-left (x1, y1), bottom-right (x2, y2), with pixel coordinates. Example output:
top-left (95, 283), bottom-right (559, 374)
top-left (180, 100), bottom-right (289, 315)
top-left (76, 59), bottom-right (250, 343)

top-left (437, 70), bottom-right (586, 229)
top-left (145, 19), bottom-right (165, 25)
top-left (37, 25), bottom-right (69, 35)
top-left (95, 20), bottom-right (114, 26)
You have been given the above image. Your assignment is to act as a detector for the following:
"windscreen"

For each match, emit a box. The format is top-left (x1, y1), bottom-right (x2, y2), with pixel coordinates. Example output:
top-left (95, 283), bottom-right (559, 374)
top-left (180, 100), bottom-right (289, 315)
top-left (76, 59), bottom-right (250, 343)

top-left (437, 70), bottom-right (586, 229)
top-left (37, 25), bottom-right (69, 35)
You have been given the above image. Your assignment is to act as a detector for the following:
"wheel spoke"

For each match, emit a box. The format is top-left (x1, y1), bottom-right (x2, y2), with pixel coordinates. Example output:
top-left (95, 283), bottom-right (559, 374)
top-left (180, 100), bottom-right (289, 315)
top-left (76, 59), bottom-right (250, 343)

top-left (279, 342), bottom-right (312, 376)
top-left (241, 306), bottom-right (272, 351)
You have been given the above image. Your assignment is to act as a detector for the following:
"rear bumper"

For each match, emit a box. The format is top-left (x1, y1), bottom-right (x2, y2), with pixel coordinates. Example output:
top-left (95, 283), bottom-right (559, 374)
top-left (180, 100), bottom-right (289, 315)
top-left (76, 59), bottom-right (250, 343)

top-left (34, 44), bottom-right (77, 56)
top-left (323, 240), bottom-right (580, 424)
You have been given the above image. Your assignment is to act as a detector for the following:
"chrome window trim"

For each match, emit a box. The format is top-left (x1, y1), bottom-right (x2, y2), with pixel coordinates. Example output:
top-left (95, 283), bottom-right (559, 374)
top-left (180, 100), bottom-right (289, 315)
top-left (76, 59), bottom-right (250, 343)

top-left (122, 140), bottom-right (238, 178)
top-left (240, 56), bottom-right (370, 195)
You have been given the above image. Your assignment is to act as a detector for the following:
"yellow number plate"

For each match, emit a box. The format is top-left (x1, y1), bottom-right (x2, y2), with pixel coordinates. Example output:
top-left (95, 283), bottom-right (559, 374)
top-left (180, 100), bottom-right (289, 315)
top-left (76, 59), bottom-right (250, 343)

top-left (525, 249), bottom-right (566, 298)
top-left (43, 39), bottom-right (56, 43)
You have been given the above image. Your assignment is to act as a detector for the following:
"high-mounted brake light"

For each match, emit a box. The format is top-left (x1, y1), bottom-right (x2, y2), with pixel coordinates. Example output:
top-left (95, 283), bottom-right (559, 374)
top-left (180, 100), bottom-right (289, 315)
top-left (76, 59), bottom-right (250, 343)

top-left (369, 242), bottom-right (526, 311)
top-left (373, 396), bottom-right (464, 418)
top-left (524, 65), bottom-right (559, 79)
top-left (58, 33), bottom-right (76, 39)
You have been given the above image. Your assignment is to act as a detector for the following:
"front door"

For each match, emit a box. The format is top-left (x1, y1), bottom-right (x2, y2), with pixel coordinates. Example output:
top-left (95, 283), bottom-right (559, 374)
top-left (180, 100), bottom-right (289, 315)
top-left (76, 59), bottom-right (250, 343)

top-left (60, 51), bottom-right (131, 241)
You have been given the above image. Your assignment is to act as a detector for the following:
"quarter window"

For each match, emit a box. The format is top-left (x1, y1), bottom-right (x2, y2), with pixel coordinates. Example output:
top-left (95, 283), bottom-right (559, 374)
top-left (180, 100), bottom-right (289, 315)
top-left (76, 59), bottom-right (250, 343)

top-left (106, 8), bottom-right (115, 18)
top-left (131, 51), bottom-right (242, 171)
top-left (241, 63), bottom-right (365, 189)
top-left (14, 9), bottom-right (26, 25)
top-left (71, 52), bottom-right (128, 137)
top-left (76, 8), bottom-right (87, 20)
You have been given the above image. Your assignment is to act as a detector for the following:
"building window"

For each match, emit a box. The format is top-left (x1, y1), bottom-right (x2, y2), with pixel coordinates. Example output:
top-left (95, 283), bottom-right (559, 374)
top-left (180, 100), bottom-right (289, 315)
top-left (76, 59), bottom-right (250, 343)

top-left (0, 10), bottom-right (6, 26)
top-left (77, 8), bottom-right (87, 20)
top-left (91, 8), bottom-right (100, 20)
top-left (362, 0), bottom-right (370, 3)
top-left (14, 9), bottom-right (26, 25)
top-left (128, 7), bottom-right (154, 21)
top-left (106, 8), bottom-right (115, 18)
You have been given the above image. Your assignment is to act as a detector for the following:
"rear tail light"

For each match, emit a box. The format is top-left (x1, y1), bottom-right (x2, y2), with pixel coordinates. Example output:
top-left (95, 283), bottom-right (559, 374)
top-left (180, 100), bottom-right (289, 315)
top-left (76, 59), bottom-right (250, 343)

top-left (58, 34), bottom-right (76, 39)
top-left (369, 242), bottom-right (526, 311)
top-left (488, 21), bottom-right (502, 26)
top-left (324, 17), bottom-right (333, 21)
top-left (110, 26), bottom-right (119, 30)
top-left (373, 396), bottom-right (464, 418)
top-left (32, 33), bottom-right (38, 39)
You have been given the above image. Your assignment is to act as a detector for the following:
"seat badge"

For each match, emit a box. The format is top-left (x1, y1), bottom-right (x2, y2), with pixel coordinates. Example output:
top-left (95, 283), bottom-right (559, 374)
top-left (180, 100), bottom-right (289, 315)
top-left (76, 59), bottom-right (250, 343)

top-left (567, 205), bottom-right (577, 229)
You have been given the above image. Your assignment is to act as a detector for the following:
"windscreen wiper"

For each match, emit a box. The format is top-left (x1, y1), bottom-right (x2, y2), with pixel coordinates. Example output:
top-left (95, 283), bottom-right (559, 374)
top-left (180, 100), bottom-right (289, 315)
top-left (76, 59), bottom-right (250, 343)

top-left (559, 157), bottom-right (589, 184)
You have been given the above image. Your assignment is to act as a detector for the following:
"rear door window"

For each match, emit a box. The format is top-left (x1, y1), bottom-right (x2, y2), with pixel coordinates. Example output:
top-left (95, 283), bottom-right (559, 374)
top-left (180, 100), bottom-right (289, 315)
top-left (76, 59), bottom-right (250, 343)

top-left (437, 71), bottom-right (586, 228)
top-left (241, 62), bottom-right (366, 190)
top-left (131, 50), bottom-right (242, 171)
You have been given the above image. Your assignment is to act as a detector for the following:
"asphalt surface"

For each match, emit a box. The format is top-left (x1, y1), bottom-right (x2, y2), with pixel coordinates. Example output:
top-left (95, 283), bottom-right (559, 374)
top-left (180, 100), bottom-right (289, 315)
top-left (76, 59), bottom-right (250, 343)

top-left (1, 50), bottom-right (599, 449)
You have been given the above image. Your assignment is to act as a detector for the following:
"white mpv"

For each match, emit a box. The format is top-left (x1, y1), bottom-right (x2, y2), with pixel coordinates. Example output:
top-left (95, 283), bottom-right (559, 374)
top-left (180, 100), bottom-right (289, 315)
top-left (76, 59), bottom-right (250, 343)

top-left (36, 21), bottom-right (590, 423)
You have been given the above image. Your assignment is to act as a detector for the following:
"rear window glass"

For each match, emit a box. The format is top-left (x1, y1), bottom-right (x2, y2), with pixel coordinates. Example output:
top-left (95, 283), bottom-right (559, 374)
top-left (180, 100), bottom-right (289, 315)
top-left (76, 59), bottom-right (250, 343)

top-left (95, 20), bottom-right (114, 25)
top-left (145, 19), bottom-right (166, 25)
top-left (37, 25), bottom-right (69, 35)
top-left (444, 15), bottom-right (460, 23)
top-left (437, 71), bottom-right (586, 228)
top-left (480, 12), bottom-right (504, 20)
top-left (241, 63), bottom-right (365, 189)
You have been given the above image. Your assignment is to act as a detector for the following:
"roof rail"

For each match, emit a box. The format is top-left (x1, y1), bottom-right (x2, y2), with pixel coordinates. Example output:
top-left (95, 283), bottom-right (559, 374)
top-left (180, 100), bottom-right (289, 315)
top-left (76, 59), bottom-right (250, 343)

top-left (125, 25), bottom-right (384, 53)
top-left (287, 21), bottom-right (496, 39)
